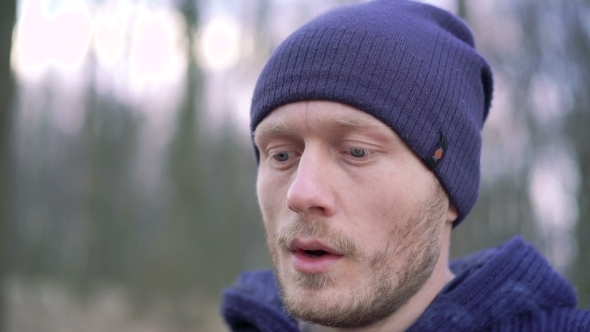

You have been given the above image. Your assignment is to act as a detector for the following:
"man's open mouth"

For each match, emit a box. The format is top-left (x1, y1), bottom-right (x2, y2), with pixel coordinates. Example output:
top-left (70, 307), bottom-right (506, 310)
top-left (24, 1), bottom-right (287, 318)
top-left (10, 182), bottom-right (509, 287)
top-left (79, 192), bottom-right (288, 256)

top-left (287, 239), bottom-right (344, 273)
top-left (289, 239), bottom-right (342, 258)
top-left (302, 249), bottom-right (329, 258)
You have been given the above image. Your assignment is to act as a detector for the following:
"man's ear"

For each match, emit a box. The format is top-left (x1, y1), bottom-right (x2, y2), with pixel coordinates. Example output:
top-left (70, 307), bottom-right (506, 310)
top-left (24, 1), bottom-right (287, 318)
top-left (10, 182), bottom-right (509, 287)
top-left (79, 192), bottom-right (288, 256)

top-left (446, 203), bottom-right (458, 225)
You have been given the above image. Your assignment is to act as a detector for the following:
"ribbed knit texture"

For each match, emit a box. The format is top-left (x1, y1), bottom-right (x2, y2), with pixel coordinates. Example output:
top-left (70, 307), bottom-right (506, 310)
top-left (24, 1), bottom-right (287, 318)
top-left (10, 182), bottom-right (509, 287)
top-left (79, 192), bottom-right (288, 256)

top-left (250, 0), bottom-right (494, 225)
top-left (221, 237), bottom-right (590, 331)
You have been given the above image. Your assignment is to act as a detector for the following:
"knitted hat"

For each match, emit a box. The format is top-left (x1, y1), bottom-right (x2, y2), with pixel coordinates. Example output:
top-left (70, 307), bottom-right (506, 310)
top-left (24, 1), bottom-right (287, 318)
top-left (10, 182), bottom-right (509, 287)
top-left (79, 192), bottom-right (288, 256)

top-left (250, 0), bottom-right (493, 226)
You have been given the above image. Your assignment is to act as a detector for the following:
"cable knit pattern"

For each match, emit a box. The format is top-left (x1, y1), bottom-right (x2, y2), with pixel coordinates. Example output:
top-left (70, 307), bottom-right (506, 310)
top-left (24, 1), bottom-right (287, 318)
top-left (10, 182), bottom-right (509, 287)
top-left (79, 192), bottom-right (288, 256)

top-left (221, 237), bottom-right (590, 331)
top-left (249, 0), bottom-right (494, 225)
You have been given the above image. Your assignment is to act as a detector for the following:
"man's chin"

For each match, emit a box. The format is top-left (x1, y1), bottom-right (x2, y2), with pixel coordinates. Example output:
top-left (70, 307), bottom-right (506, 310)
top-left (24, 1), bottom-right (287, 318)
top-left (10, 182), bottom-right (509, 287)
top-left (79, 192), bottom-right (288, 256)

top-left (277, 267), bottom-right (422, 329)
top-left (282, 286), bottom-right (390, 330)
top-left (281, 283), bottom-right (348, 326)
top-left (278, 273), bottom-right (375, 328)
top-left (292, 270), bottom-right (335, 289)
top-left (278, 270), bottom-right (338, 307)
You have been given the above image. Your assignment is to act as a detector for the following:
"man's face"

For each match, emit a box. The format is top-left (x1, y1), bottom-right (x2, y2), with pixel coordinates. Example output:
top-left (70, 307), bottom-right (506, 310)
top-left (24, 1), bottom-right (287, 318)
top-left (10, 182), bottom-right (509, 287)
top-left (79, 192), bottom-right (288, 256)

top-left (254, 101), bottom-right (455, 328)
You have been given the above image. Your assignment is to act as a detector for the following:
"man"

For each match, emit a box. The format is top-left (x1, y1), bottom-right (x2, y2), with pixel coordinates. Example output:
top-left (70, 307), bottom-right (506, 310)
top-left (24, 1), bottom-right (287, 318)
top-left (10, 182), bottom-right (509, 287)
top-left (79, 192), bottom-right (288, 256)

top-left (221, 1), bottom-right (590, 331)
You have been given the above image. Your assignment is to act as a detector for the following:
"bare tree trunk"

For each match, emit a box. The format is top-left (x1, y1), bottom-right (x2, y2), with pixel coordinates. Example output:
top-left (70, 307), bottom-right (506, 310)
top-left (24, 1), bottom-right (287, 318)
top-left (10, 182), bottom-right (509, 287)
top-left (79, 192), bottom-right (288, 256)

top-left (0, 0), bottom-right (17, 330)
top-left (566, 0), bottom-right (590, 308)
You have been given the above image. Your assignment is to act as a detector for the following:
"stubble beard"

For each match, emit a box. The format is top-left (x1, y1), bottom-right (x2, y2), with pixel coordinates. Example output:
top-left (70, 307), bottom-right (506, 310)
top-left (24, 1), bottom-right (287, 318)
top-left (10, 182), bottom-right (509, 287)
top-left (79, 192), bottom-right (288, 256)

top-left (264, 184), bottom-right (447, 329)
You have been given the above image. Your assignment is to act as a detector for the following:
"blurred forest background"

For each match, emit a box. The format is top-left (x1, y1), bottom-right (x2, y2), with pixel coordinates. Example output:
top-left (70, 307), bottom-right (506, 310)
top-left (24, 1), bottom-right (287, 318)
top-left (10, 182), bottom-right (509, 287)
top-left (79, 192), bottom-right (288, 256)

top-left (0, 0), bottom-right (589, 330)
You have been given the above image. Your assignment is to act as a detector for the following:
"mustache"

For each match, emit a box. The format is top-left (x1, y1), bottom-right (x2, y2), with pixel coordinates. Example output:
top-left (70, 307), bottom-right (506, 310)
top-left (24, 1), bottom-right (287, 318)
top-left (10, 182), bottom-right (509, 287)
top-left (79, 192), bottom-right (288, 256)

top-left (277, 216), bottom-right (360, 258)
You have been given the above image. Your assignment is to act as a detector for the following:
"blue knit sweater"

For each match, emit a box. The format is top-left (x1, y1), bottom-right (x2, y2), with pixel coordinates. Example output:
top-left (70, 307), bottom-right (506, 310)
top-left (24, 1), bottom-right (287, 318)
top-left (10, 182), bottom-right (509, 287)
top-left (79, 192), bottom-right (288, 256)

top-left (221, 237), bottom-right (590, 331)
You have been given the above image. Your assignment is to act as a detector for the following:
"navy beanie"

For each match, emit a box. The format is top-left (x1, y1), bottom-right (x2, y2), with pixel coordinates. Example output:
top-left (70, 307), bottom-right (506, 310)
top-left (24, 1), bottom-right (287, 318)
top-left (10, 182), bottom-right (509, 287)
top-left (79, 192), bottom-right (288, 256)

top-left (250, 0), bottom-right (494, 226)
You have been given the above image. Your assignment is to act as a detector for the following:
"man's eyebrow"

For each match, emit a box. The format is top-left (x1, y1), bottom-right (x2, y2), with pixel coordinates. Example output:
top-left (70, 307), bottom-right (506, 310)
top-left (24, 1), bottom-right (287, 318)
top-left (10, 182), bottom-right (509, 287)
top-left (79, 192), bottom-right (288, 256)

top-left (253, 114), bottom-right (390, 143)
top-left (333, 115), bottom-right (402, 144)
top-left (333, 116), bottom-right (379, 128)
top-left (253, 118), bottom-right (300, 141)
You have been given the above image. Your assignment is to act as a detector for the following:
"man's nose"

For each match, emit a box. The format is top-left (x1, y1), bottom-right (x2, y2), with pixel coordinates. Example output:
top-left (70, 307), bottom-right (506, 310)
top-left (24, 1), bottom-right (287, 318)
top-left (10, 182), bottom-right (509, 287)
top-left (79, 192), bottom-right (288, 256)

top-left (286, 147), bottom-right (336, 216)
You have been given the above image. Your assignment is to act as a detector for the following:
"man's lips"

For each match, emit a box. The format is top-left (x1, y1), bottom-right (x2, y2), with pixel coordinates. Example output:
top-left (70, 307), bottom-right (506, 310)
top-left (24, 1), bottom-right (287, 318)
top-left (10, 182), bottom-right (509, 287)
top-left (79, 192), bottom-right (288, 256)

top-left (287, 238), bottom-right (344, 274)
top-left (288, 238), bottom-right (343, 255)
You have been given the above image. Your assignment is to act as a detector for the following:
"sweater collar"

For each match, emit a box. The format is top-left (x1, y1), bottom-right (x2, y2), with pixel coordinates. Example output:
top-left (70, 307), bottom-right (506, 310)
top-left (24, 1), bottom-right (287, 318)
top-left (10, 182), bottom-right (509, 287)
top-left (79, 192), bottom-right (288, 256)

top-left (407, 236), bottom-right (577, 331)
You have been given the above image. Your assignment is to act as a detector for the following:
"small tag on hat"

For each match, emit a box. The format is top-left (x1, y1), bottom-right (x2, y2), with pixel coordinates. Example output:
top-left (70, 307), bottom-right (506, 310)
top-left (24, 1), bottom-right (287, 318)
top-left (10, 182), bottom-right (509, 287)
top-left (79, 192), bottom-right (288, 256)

top-left (424, 132), bottom-right (447, 170)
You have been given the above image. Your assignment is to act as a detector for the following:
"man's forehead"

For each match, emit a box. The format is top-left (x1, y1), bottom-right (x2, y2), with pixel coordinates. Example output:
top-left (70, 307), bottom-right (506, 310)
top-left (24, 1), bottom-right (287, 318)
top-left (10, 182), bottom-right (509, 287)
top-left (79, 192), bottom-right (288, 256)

top-left (253, 101), bottom-right (391, 139)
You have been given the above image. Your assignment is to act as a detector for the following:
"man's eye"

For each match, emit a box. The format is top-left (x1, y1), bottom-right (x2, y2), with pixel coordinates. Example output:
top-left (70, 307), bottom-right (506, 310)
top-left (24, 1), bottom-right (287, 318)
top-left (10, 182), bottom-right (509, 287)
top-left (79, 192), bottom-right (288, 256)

top-left (273, 151), bottom-right (292, 162)
top-left (348, 147), bottom-right (369, 158)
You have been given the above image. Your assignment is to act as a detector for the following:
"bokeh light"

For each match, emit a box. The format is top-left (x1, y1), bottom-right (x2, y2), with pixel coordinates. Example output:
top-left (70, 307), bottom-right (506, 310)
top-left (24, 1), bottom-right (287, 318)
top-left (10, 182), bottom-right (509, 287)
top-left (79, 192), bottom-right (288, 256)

top-left (11, 0), bottom-right (92, 79)
top-left (197, 15), bottom-right (240, 71)
top-left (129, 8), bottom-right (187, 87)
